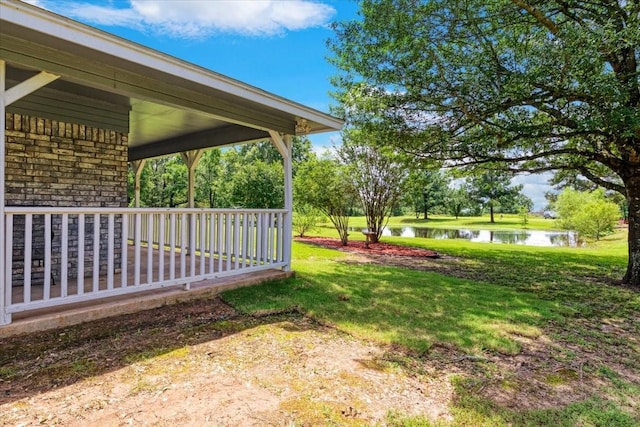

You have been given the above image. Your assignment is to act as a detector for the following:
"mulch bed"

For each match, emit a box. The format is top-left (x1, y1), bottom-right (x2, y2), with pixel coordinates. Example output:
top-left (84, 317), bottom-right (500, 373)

top-left (296, 236), bottom-right (440, 258)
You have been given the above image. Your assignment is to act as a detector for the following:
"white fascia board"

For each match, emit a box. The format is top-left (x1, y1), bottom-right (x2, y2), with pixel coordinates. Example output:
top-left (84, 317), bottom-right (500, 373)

top-left (0, 0), bottom-right (343, 132)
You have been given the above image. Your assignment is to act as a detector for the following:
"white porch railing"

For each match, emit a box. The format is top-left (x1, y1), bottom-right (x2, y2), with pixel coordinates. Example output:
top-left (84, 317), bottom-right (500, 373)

top-left (3, 207), bottom-right (287, 322)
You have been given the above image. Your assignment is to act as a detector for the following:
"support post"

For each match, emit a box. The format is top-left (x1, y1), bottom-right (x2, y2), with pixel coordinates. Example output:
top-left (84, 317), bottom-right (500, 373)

top-left (0, 64), bottom-right (59, 326)
top-left (0, 60), bottom-right (8, 325)
top-left (269, 131), bottom-right (293, 271)
top-left (181, 150), bottom-right (204, 208)
top-left (131, 159), bottom-right (146, 208)
top-left (283, 135), bottom-right (293, 271)
top-left (181, 149), bottom-right (203, 260)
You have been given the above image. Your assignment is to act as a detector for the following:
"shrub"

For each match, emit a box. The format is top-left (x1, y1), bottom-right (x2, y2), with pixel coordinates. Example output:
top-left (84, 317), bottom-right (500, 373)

top-left (555, 188), bottom-right (620, 240)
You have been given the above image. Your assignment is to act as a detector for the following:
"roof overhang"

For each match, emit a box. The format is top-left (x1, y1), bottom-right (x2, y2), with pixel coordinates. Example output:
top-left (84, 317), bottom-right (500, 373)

top-left (0, 0), bottom-right (343, 161)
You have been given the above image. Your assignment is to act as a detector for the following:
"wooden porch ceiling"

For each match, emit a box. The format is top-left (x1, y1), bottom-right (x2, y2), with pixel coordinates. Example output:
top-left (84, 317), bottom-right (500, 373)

top-left (0, 0), bottom-right (343, 161)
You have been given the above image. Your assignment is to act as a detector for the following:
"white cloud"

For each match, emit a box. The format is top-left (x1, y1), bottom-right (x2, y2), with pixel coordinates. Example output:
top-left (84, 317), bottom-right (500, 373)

top-left (309, 131), bottom-right (341, 158)
top-left (512, 172), bottom-right (553, 211)
top-left (38, 0), bottom-right (335, 38)
top-left (21, 0), bottom-right (45, 6)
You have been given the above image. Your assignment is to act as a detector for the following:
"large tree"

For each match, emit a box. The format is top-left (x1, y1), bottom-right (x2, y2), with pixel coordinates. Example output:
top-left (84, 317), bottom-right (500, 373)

top-left (331, 0), bottom-right (639, 287)
top-left (404, 169), bottom-right (449, 219)
top-left (468, 169), bottom-right (527, 222)
top-left (138, 156), bottom-right (188, 208)
top-left (195, 149), bottom-right (222, 208)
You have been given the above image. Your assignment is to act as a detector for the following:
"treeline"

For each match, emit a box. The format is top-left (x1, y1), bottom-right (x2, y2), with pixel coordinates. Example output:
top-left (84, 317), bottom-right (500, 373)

top-left (128, 135), bottom-right (532, 218)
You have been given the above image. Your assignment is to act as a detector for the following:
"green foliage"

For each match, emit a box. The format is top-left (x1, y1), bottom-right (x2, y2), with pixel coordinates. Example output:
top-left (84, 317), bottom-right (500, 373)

top-left (404, 169), bottom-right (449, 219)
top-left (338, 129), bottom-right (406, 242)
top-left (294, 158), bottom-right (357, 245)
top-left (292, 203), bottom-right (322, 237)
top-left (195, 149), bottom-right (222, 208)
top-left (132, 137), bottom-right (315, 209)
top-left (230, 160), bottom-right (283, 209)
top-left (446, 187), bottom-right (470, 219)
top-left (236, 136), bottom-right (313, 175)
top-left (467, 170), bottom-right (527, 223)
top-left (555, 188), bottom-right (620, 240)
top-left (329, 0), bottom-right (639, 284)
top-left (518, 206), bottom-right (529, 228)
top-left (330, 0), bottom-right (634, 193)
top-left (139, 156), bottom-right (188, 207)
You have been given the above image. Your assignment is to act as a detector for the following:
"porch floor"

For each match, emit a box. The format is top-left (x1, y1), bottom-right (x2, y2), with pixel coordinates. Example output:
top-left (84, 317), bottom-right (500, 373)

top-left (3, 245), bottom-right (293, 338)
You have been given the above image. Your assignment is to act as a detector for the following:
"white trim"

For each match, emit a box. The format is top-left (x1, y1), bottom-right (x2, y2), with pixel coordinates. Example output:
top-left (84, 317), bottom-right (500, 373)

top-left (282, 135), bottom-right (293, 271)
top-left (4, 207), bottom-right (286, 320)
top-left (269, 131), bottom-right (293, 271)
top-left (4, 71), bottom-right (59, 106)
top-left (269, 130), bottom-right (289, 160)
top-left (5, 207), bottom-right (287, 215)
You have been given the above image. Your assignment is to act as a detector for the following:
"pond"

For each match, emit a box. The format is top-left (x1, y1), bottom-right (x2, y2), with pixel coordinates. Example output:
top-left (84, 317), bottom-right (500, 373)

top-left (352, 227), bottom-right (581, 247)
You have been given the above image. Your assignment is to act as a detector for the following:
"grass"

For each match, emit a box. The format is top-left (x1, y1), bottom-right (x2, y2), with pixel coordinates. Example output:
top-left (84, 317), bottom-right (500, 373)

top-left (222, 220), bottom-right (639, 426)
top-left (225, 243), bottom-right (558, 355)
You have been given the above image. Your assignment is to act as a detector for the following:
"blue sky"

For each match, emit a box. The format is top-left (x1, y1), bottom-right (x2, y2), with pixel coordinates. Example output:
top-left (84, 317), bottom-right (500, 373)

top-left (28, 0), bottom-right (358, 152)
top-left (26, 0), bottom-right (551, 209)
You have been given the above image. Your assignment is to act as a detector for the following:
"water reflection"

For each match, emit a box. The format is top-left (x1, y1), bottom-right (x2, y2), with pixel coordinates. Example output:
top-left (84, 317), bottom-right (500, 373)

top-left (352, 226), bottom-right (580, 247)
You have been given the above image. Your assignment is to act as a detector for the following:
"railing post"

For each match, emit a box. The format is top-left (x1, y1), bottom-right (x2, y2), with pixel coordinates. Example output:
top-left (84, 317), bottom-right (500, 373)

top-left (0, 60), bottom-right (8, 325)
top-left (282, 135), bottom-right (293, 271)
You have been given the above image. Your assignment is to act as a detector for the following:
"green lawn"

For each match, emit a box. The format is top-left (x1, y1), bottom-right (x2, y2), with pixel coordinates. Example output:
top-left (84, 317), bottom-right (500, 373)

top-left (222, 223), bottom-right (638, 426)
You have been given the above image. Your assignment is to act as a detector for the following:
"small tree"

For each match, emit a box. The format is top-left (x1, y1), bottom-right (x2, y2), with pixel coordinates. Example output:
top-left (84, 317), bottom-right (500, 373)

top-left (404, 169), bottom-right (449, 219)
top-left (518, 206), bottom-right (529, 228)
top-left (446, 186), bottom-right (469, 219)
top-left (294, 158), bottom-right (356, 245)
top-left (555, 188), bottom-right (620, 240)
top-left (468, 169), bottom-right (524, 223)
top-left (338, 129), bottom-right (406, 243)
top-left (292, 203), bottom-right (322, 237)
top-left (230, 160), bottom-right (284, 209)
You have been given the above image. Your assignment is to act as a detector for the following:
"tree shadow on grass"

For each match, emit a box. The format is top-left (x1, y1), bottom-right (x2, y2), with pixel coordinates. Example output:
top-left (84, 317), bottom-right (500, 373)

top-left (0, 298), bottom-right (309, 405)
top-left (222, 242), bottom-right (639, 421)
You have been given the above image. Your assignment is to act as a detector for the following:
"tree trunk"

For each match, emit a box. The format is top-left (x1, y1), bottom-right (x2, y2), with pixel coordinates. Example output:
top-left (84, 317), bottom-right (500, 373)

top-left (623, 179), bottom-right (640, 288)
top-left (489, 205), bottom-right (495, 223)
top-left (423, 193), bottom-right (428, 220)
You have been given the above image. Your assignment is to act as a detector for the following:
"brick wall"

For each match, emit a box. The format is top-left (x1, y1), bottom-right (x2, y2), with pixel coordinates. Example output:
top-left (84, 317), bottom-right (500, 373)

top-left (5, 113), bottom-right (128, 285)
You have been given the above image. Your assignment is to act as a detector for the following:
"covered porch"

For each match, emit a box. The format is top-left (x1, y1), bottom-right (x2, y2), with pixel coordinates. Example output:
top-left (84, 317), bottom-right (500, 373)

top-left (0, 0), bottom-right (342, 332)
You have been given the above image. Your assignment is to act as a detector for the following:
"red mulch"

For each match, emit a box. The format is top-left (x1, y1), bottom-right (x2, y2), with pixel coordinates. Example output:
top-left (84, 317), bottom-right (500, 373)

top-left (296, 236), bottom-right (440, 258)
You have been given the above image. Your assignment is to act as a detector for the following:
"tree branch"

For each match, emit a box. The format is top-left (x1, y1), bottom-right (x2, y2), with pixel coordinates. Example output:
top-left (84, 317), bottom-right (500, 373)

top-left (511, 0), bottom-right (559, 34)
top-left (579, 166), bottom-right (625, 194)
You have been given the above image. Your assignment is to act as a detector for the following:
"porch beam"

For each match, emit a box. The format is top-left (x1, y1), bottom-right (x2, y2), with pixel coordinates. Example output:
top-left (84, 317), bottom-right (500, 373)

top-left (4, 70), bottom-right (60, 106)
top-left (181, 149), bottom-right (204, 208)
top-left (268, 130), bottom-right (290, 161)
top-left (269, 131), bottom-right (293, 271)
top-left (129, 125), bottom-right (269, 162)
top-left (131, 159), bottom-right (146, 208)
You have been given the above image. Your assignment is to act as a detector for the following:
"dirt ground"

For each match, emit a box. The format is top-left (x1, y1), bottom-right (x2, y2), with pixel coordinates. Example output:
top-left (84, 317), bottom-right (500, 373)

top-left (1, 240), bottom-right (637, 426)
top-left (0, 300), bottom-right (454, 426)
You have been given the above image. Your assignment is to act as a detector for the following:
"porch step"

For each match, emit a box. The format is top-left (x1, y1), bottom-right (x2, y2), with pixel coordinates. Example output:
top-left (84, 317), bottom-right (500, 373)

top-left (1, 269), bottom-right (294, 338)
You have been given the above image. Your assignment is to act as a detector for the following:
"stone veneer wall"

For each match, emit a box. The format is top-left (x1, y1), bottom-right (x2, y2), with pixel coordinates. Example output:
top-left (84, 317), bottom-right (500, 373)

top-left (4, 113), bottom-right (128, 285)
